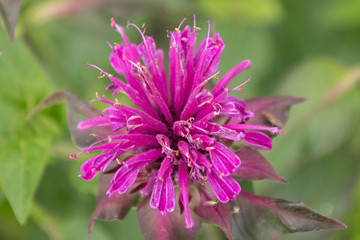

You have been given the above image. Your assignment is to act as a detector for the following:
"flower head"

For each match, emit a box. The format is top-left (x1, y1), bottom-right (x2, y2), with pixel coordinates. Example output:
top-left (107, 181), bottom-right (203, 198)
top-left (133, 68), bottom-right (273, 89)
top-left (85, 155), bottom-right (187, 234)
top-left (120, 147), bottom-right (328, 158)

top-left (75, 17), bottom-right (292, 235)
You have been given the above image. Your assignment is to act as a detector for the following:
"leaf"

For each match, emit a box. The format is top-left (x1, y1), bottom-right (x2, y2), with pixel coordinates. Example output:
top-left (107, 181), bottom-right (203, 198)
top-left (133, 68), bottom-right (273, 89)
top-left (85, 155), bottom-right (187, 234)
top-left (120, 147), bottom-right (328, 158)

top-left (0, 26), bottom-right (59, 224)
top-left (27, 90), bottom-right (102, 149)
top-left (245, 96), bottom-right (306, 128)
top-left (88, 163), bottom-right (137, 239)
top-left (231, 191), bottom-right (347, 240)
top-left (137, 194), bottom-right (203, 240)
top-left (233, 147), bottom-right (287, 183)
top-left (0, 134), bottom-right (55, 224)
top-left (0, 0), bottom-right (23, 41)
top-left (193, 188), bottom-right (233, 240)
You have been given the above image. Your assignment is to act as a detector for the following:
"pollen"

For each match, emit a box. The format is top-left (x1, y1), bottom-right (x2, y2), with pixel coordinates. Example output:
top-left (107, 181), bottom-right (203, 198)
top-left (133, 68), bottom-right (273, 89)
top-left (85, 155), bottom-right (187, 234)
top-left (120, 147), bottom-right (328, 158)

top-left (116, 158), bottom-right (121, 165)
top-left (187, 117), bottom-right (194, 123)
top-left (98, 73), bottom-right (106, 78)
top-left (206, 146), bottom-right (215, 151)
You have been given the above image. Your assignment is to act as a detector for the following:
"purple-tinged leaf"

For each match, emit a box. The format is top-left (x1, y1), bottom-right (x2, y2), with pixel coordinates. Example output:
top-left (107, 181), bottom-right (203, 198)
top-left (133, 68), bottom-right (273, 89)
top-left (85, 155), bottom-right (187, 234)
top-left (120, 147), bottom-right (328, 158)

top-left (231, 191), bottom-right (347, 240)
top-left (233, 147), bottom-right (287, 183)
top-left (193, 188), bottom-right (233, 240)
top-left (245, 96), bottom-right (306, 128)
top-left (137, 194), bottom-right (202, 240)
top-left (88, 164), bottom-right (137, 239)
top-left (0, 0), bottom-right (23, 41)
top-left (27, 90), bottom-right (107, 149)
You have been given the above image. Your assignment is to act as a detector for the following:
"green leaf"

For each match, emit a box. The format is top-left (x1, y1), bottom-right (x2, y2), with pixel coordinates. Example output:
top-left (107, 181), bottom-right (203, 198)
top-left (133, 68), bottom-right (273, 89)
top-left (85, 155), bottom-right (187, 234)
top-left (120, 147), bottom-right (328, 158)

top-left (0, 25), bottom-right (60, 224)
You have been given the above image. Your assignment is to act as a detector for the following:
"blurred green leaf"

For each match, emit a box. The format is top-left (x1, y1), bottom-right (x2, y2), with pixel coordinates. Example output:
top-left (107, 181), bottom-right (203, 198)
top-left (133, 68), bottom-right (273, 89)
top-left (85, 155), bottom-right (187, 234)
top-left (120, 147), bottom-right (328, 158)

top-left (0, 25), bottom-right (60, 224)
top-left (198, 0), bottom-right (283, 26)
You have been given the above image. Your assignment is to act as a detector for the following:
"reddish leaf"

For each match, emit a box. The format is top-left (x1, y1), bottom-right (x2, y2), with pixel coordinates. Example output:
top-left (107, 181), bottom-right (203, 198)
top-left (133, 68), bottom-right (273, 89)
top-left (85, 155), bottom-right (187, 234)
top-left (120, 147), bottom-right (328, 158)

top-left (233, 147), bottom-right (287, 183)
top-left (88, 165), bottom-right (137, 239)
top-left (137, 194), bottom-right (202, 240)
top-left (0, 0), bottom-right (23, 41)
top-left (193, 188), bottom-right (233, 240)
top-left (245, 96), bottom-right (306, 128)
top-left (27, 90), bottom-right (110, 149)
top-left (231, 191), bottom-right (346, 240)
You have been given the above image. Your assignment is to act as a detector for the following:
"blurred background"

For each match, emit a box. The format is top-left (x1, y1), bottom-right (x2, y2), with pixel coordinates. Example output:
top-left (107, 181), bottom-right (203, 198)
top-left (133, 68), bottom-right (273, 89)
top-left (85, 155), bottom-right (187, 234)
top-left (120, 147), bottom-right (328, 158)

top-left (0, 0), bottom-right (359, 239)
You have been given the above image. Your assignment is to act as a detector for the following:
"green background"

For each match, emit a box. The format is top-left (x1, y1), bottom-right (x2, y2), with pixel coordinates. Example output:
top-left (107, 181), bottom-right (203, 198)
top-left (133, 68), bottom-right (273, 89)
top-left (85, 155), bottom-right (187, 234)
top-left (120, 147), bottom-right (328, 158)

top-left (0, 0), bottom-right (359, 239)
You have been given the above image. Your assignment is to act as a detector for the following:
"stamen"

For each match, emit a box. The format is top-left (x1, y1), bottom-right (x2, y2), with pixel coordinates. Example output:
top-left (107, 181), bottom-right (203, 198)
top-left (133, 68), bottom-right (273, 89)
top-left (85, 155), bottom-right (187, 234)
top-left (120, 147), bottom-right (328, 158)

top-left (204, 200), bottom-right (219, 206)
top-left (231, 76), bottom-right (251, 93)
top-left (116, 158), bottom-right (121, 165)
top-left (113, 98), bottom-right (123, 108)
top-left (178, 17), bottom-right (187, 30)
top-left (106, 41), bottom-right (113, 49)
top-left (206, 146), bottom-right (215, 151)
top-left (127, 22), bottom-right (147, 43)
top-left (98, 73), bottom-right (106, 79)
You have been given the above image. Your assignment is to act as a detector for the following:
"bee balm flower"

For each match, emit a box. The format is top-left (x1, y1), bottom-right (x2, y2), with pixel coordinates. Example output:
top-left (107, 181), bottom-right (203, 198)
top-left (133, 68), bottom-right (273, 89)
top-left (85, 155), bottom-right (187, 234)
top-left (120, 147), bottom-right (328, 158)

top-left (72, 17), bottom-right (310, 239)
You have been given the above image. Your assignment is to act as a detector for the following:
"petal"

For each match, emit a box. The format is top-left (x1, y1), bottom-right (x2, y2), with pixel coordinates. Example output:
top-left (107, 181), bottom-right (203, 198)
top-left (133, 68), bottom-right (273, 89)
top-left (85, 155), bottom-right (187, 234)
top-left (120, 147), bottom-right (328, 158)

top-left (244, 131), bottom-right (272, 150)
top-left (208, 168), bottom-right (241, 203)
top-left (209, 142), bottom-right (241, 176)
top-left (179, 161), bottom-right (194, 230)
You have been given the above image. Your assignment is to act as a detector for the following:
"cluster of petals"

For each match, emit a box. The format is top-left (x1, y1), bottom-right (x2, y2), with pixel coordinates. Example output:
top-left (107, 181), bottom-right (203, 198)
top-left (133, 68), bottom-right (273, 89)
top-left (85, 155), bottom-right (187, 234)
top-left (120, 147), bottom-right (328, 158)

top-left (74, 17), bottom-right (285, 230)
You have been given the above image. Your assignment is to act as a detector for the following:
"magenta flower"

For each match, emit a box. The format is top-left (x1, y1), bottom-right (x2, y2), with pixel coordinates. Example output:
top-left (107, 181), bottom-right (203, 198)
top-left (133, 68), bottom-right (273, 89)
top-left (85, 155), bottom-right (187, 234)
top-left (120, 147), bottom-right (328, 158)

top-left (69, 17), bottom-right (346, 240)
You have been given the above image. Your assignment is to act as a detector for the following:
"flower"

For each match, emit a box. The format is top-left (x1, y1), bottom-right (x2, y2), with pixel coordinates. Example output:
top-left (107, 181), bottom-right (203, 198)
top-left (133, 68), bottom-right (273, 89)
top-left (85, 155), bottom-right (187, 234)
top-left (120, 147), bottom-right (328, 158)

top-left (70, 17), bottom-right (323, 239)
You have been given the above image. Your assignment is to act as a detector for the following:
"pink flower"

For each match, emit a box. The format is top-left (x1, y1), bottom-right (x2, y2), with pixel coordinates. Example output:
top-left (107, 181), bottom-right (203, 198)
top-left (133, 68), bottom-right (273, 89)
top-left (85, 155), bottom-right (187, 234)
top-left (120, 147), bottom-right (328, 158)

top-left (69, 17), bottom-right (344, 240)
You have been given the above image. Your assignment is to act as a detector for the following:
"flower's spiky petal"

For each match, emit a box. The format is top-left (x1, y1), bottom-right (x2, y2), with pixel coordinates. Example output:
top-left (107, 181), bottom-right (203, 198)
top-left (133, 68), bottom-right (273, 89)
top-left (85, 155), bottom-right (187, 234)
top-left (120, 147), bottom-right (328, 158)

top-left (233, 147), bottom-right (287, 183)
top-left (219, 96), bottom-right (254, 122)
top-left (207, 167), bottom-right (241, 203)
top-left (243, 131), bottom-right (272, 150)
top-left (169, 26), bottom-right (196, 118)
top-left (193, 33), bottom-right (224, 88)
top-left (137, 194), bottom-right (203, 240)
top-left (209, 142), bottom-right (241, 176)
top-left (231, 191), bottom-right (347, 240)
top-left (139, 36), bottom-right (169, 105)
top-left (179, 161), bottom-right (194, 230)
top-left (150, 157), bottom-right (175, 214)
top-left (193, 187), bottom-right (233, 240)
